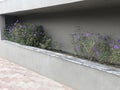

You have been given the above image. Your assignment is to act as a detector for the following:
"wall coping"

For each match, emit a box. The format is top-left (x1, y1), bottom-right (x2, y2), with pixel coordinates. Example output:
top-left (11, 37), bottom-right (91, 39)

top-left (2, 40), bottom-right (120, 77)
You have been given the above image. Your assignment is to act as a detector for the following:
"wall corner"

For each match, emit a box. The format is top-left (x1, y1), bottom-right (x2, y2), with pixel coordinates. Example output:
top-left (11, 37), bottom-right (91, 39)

top-left (0, 15), bottom-right (5, 40)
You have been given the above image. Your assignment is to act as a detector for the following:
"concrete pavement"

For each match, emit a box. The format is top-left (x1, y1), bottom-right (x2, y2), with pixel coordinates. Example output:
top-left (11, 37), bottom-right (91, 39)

top-left (0, 58), bottom-right (73, 90)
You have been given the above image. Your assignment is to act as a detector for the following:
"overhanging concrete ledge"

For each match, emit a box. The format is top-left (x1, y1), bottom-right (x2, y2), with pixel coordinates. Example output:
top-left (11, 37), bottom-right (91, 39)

top-left (1, 0), bottom-right (120, 15)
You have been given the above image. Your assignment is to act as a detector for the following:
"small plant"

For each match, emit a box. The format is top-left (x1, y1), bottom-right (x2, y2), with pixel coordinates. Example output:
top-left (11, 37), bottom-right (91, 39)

top-left (93, 34), bottom-right (113, 62)
top-left (71, 32), bottom-right (96, 60)
top-left (110, 49), bottom-right (120, 65)
top-left (4, 21), bottom-right (52, 49)
top-left (109, 39), bottom-right (120, 65)
top-left (72, 32), bottom-right (120, 66)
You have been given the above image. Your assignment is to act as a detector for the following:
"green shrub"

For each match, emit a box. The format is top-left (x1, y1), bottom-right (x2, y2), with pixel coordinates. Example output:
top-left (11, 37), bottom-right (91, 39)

top-left (71, 32), bottom-right (96, 60)
top-left (4, 22), bottom-right (52, 49)
top-left (93, 35), bottom-right (112, 62)
top-left (109, 39), bottom-right (120, 65)
top-left (72, 32), bottom-right (120, 66)
top-left (109, 49), bottom-right (120, 65)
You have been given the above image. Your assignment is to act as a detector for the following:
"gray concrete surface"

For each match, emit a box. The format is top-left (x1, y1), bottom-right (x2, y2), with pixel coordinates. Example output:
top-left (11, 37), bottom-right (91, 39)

top-left (0, 40), bottom-right (119, 90)
top-left (0, 57), bottom-right (73, 90)
top-left (0, 1), bottom-right (120, 90)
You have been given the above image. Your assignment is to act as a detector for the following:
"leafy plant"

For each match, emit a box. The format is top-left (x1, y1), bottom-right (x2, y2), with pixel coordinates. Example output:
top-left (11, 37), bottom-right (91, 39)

top-left (4, 21), bottom-right (52, 49)
top-left (93, 34), bottom-right (112, 62)
top-left (71, 32), bottom-right (96, 60)
top-left (109, 39), bottom-right (120, 65)
top-left (72, 32), bottom-right (120, 66)
top-left (109, 49), bottom-right (120, 65)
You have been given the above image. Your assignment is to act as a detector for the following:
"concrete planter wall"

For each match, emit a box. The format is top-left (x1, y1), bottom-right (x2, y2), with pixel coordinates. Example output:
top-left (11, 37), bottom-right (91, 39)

top-left (0, 40), bottom-right (119, 90)
top-left (0, 0), bottom-right (120, 90)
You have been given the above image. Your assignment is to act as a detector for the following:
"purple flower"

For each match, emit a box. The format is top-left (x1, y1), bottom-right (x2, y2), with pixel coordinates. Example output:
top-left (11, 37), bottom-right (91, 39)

top-left (104, 35), bottom-right (108, 41)
top-left (13, 20), bottom-right (19, 26)
top-left (85, 33), bottom-right (92, 37)
top-left (34, 33), bottom-right (37, 37)
top-left (117, 39), bottom-right (120, 43)
top-left (97, 34), bottom-right (102, 39)
top-left (16, 20), bottom-right (19, 23)
top-left (22, 25), bottom-right (27, 29)
top-left (92, 47), bottom-right (99, 55)
top-left (35, 31), bottom-right (38, 34)
top-left (7, 27), bottom-right (12, 33)
top-left (98, 36), bottom-right (100, 39)
top-left (113, 45), bottom-right (120, 49)
top-left (75, 45), bottom-right (80, 52)
top-left (77, 34), bottom-right (81, 39)
top-left (96, 51), bottom-right (99, 55)
top-left (40, 32), bottom-right (43, 35)
top-left (92, 47), bottom-right (96, 51)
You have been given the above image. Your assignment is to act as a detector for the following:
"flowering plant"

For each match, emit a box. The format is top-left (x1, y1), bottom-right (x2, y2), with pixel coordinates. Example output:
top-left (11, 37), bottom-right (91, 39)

top-left (4, 21), bottom-right (52, 49)
top-left (72, 32), bottom-right (120, 66)
top-left (109, 39), bottom-right (120, 65)
top-left (72, 32), bottom-right (96, 60)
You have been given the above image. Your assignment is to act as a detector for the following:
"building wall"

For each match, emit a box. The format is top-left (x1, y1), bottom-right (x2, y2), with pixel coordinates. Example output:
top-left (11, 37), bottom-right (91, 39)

top-left (0, 16), bottom-right (5, 40)
top-left (22, 7), bottom-right (120, 53)
top-left (0, 1), bottom-right (120, 90)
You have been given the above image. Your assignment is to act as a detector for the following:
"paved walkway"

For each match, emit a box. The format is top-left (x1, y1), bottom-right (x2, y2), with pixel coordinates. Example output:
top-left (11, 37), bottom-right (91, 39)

top-left (0, 58), bottom-right (73, 90)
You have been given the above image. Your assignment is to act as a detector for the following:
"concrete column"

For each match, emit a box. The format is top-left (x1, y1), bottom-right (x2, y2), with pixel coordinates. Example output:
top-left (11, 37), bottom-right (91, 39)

top-left (0, 15), bottom-right (5, 40)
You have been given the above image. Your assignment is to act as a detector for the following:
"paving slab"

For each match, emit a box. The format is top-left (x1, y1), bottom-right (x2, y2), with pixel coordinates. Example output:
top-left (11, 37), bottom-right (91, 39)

top-left (0, 58), bottom-right (73, 90)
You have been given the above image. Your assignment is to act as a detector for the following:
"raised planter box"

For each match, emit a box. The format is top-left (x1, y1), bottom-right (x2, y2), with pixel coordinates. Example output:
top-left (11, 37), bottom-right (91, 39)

top-left (0, 0), bottom-right (120, 90)
top-left (0, 40), bottom-right (120, 90)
